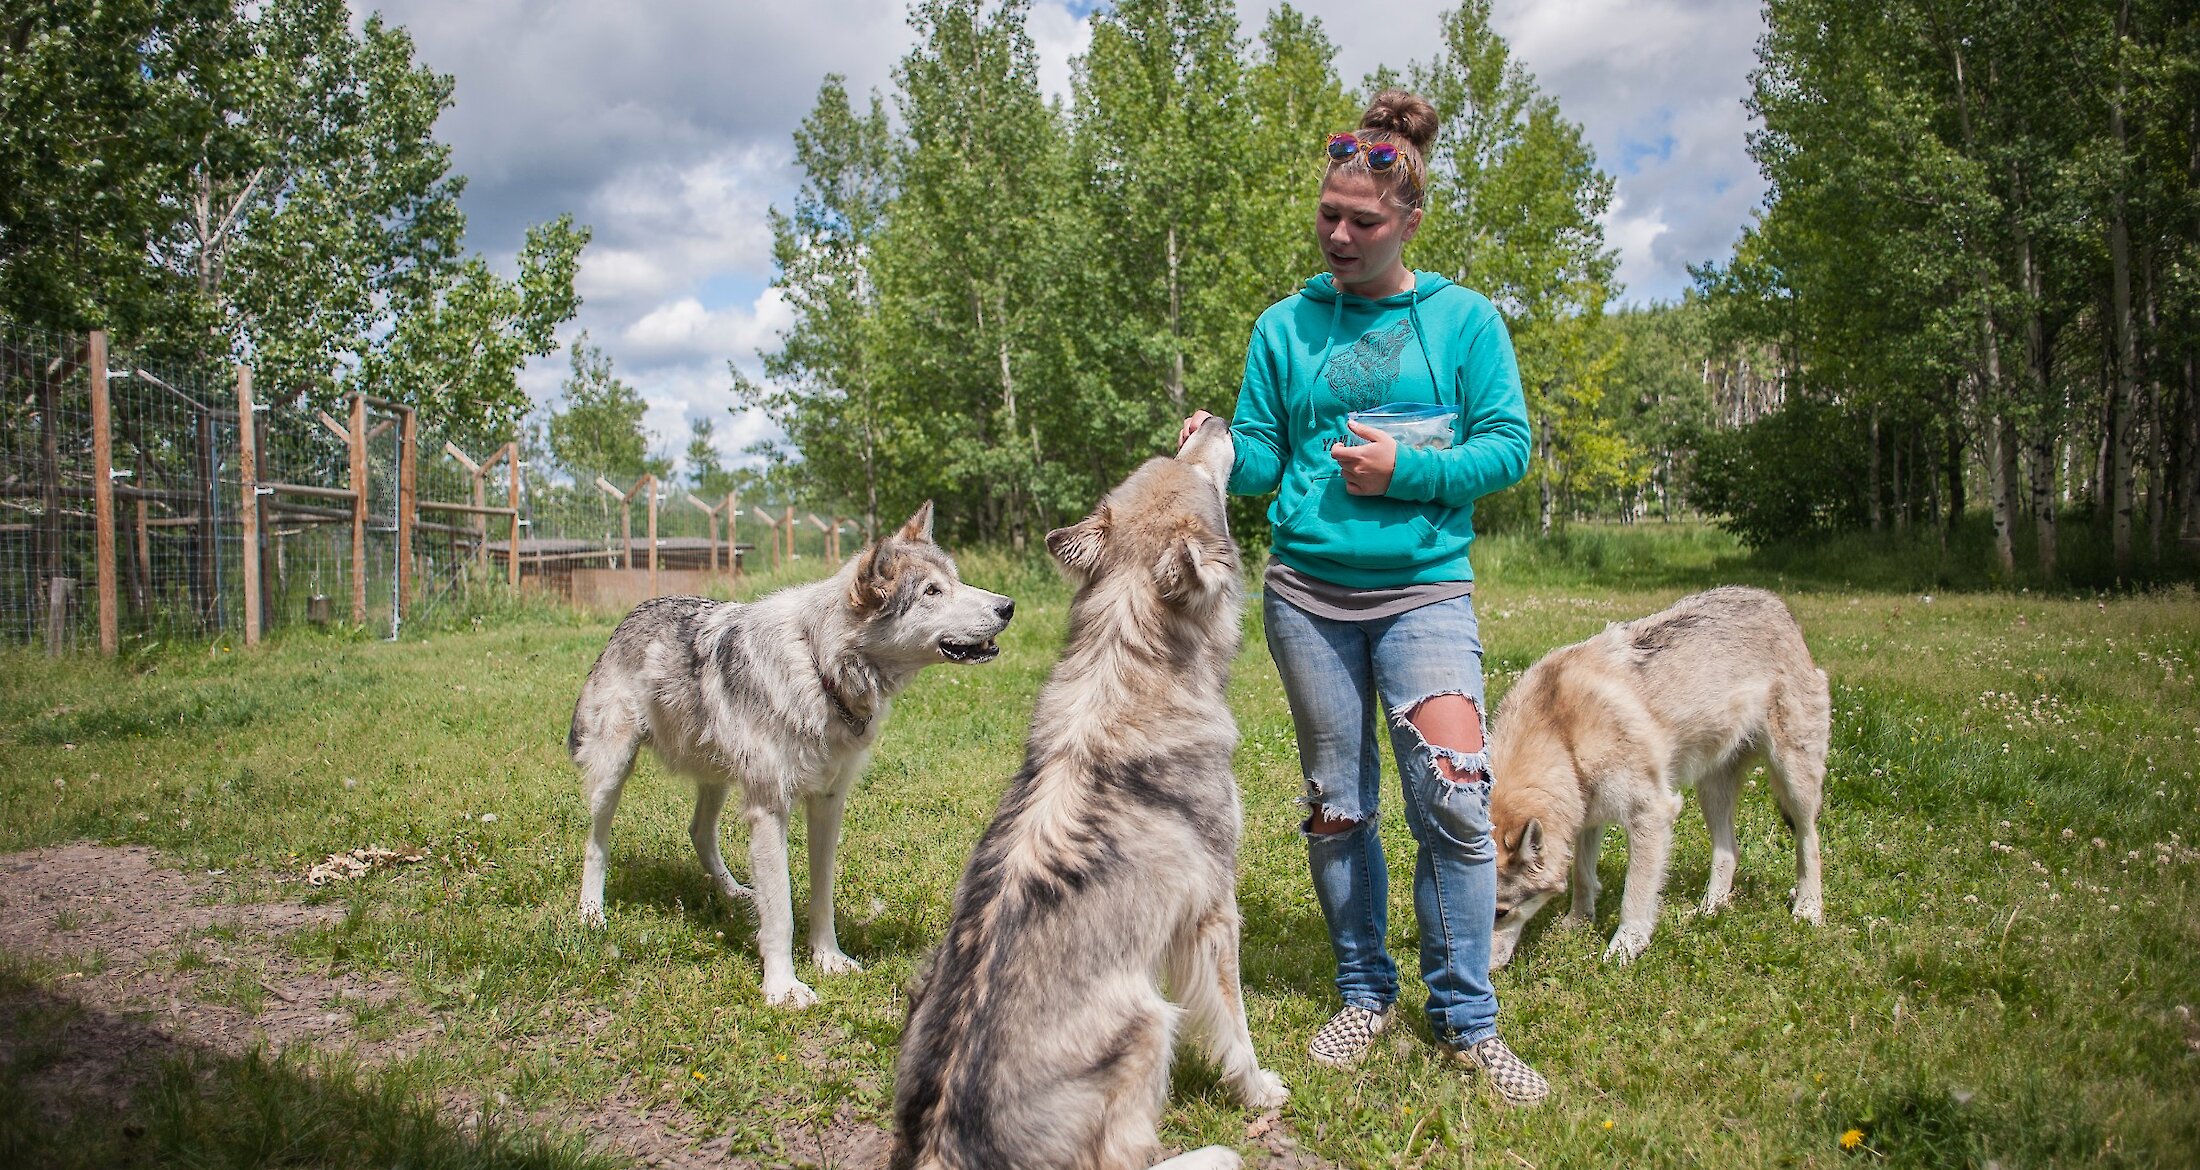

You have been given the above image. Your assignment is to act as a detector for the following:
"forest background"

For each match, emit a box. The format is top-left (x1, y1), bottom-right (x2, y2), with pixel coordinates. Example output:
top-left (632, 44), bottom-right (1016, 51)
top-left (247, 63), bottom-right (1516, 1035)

top-left (5, 0), bottom-right (2196, 586)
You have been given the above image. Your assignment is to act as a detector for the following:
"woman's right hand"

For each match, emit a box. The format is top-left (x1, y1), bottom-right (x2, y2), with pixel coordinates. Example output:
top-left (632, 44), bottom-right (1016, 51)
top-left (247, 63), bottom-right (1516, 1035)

top-left (1178, 410), bottom-right (1218, 451)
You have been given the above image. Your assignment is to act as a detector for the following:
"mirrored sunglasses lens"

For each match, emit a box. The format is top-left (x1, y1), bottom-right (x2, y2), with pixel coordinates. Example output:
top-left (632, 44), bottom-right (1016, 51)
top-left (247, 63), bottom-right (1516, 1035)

top-left (1327, 135), bottom-right (1358, 161)
top-left (1367, 144), bottom-right (1399, 170)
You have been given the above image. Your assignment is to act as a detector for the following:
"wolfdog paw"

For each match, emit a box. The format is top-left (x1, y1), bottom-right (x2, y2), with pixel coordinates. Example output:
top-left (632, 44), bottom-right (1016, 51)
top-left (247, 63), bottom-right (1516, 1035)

top-left (1790, 890), bottom-right (1824, 925)
top-left (763, 977), bottom-right (820, 1008)
top-left (578, 902), bottom-right (607, 930)
top-left (1234, 1069), bottom-right (1288, 1110)
top-left (1602, 927), bottom-right (1652, 964)
top-left (812, 948), bottom-right (863, 975)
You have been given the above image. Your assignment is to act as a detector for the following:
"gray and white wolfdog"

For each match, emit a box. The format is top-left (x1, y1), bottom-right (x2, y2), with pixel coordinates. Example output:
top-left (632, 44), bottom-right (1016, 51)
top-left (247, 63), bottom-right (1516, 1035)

top-left (568, 503), bottom-right (1014, 1007)
top-left (890, 419), bottom-right (1286, 1170)
top-left (1488, 586), bottom-right (1829, 967)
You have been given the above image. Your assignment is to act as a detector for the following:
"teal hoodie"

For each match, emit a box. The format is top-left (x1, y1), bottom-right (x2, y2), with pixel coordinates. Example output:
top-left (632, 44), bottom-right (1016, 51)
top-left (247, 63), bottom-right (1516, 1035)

top-left (1227, 271), bottom-right (1531, 588)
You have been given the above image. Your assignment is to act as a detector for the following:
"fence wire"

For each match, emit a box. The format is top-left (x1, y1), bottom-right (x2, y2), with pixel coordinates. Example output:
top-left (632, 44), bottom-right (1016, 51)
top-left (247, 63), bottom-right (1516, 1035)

top-left (3, 323), bottom-right (855, 653)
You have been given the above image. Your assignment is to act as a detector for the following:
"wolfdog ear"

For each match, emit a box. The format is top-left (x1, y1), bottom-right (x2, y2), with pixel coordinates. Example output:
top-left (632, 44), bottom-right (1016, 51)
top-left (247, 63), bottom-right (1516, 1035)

top-left (1154, 530), bottom-right (1237, 604)
top-left (1518, 818), bottom-right (1544, 867)
top-left (847, 544), bottom-right (897, 610)
top-left (1045, 506), bottom-right (1109, 577)
top-left (895, 501), bottom-right (935, 544)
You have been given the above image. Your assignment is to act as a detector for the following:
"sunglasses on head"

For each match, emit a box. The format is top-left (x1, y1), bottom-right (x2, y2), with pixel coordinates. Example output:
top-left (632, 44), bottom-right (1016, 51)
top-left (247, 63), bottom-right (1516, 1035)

top-left (1327, 133), bottom-right (1401, 172)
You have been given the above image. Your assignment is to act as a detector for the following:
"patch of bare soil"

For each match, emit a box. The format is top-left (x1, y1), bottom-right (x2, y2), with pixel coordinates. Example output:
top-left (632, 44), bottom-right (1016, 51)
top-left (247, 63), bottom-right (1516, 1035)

top-left (0, 844), bottom-right (1328, 1170)
top-left (0, 843), bottom-right (422, 1130)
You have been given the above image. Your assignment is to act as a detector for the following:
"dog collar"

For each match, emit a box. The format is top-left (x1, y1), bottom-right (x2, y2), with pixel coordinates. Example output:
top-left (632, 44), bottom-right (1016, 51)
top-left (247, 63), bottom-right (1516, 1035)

top-left (803, 630), bottom-right (869, 735)
top-left (819, 674), bottom-right (868, 736)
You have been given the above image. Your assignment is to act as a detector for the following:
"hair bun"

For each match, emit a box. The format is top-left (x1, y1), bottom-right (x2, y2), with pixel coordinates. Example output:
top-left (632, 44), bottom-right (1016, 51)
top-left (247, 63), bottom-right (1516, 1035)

top-left (1359, 89), bottom-right (1439, 155)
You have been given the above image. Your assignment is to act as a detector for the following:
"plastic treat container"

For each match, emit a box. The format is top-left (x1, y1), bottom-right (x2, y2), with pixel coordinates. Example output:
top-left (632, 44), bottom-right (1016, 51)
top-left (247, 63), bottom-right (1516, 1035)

top-left (1346, 402), bottom-right (1460, 450)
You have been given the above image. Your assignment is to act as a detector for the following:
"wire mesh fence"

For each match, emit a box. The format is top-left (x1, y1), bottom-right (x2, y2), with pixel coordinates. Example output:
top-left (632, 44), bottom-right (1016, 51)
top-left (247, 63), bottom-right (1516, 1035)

top-left (3, 325), bottom-right (246, 652)
top-left (3, 324), bottom-right (865, 654)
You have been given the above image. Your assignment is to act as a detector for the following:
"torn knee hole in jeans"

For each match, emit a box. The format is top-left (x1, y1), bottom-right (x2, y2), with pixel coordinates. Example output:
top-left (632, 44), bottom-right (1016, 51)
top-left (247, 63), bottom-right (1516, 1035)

top-left (1397, 691), bottom-right (1491, 784)
top-left (1297, 776), bottom-right (1365, 834)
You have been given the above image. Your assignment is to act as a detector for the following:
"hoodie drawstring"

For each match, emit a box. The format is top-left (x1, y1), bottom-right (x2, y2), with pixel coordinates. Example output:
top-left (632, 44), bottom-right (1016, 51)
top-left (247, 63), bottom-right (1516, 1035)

top-left (1406, 296), bottom-right (1443, 404)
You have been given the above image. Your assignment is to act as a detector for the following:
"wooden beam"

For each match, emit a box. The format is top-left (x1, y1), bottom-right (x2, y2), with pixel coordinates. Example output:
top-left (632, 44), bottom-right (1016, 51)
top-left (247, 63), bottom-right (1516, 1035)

top-left (397, 409), bottom-right (415, 620)
top-left (506, 441), bottom-right (520, 589)
top-left (594, 476), bottom-right (627, 502)
top-left (236, 364), bottom-right (260, 647)
top-left (643, 473), bottom-right (659, 599)
top-left (316, 409), bottom-right (349, 444)
top-left (364, 417), bottom-right (395, 443)
top-left (443, 441), bottom-right (482, 476)
top-left (350, 394), bottom-right (367, 624)
top-left (260, 481), bottom-right (358, 502)
top-left (90, 331), bottom-right (116, 655)
top-left (416, 500), bottom-right (517, 517)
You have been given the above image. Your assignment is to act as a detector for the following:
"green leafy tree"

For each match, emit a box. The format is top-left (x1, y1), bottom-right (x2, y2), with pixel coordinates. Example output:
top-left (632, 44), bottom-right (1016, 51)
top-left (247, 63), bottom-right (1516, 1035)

top-left (0, 0), bottom-right (236, 337)
top-left (1, 0), bottom-right (586, 445)
top-left (546, 335), bottom-right (668, 485)
top-left (1072, 0), bottom-right (1253, 434)
top-left (1406, 1), bottom-right (1621, 532)
top-left (684, 416), bottom-right (744, 501)
top-left (871, 0), bottom-right (1075, 546)
top-left (749, 76), bottom-right (898, 536)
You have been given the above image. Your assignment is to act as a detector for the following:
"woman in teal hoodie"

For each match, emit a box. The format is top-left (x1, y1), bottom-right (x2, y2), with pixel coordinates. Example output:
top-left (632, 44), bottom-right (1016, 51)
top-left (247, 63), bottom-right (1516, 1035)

top-left (1181, 90), bottom-right (1545, 1106)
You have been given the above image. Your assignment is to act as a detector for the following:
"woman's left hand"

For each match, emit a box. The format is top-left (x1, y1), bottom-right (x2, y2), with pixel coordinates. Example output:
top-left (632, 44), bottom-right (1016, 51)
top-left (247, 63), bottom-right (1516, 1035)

top-left (1330, 420), bottom-right (1397, 496)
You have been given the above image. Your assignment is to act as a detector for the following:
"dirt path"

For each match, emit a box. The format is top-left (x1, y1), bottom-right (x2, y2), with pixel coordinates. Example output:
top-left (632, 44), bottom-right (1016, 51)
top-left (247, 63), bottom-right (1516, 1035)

top-left (0, 843), bottom-right (1323, 1170)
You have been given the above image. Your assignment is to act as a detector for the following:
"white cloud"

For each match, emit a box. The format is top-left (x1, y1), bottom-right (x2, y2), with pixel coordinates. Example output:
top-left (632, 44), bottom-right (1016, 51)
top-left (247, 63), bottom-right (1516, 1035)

top-left (622, 289), bottom-right (793, 368)
top-left (1031, 5), bottom-right (1095, 104)
top-left (574, 148), bottom-right (781, 315)
top-left (1605, 197), bottom-right (1671, 297)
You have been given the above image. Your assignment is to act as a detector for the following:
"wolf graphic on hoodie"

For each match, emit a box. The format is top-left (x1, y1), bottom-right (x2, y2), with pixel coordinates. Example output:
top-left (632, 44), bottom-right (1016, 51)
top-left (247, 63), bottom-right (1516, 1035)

top-left (1226, 271), bottom-right (1531, 589)
top-left (1324, 319), bottom-right (1419, 411)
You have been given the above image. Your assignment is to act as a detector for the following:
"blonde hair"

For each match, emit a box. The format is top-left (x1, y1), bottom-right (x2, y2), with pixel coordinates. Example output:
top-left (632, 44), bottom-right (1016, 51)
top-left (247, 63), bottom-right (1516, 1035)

top-left (1326, 89), bottom-right (1438, 210)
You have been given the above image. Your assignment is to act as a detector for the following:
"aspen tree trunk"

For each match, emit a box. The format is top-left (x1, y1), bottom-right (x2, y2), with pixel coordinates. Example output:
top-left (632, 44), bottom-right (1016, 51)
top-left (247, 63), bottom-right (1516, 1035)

top-left (1868, 407), bottom-right (1883, 532)
top-left (2106, 0), bottom-right (2138, 572)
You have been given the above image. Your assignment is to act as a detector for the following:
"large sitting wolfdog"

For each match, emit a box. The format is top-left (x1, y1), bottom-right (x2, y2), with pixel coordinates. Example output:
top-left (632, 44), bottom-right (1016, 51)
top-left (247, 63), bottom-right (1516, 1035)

top-left (890, 419), bottom-right (1286, 1170)
top-left (569, 504), bottom-right (1014, 1007)
top-left (1488, 586), bottom-right (1829, 967)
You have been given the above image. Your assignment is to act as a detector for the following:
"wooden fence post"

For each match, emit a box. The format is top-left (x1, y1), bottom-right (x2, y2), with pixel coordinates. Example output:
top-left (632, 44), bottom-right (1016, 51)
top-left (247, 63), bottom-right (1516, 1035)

top-left (644, 473), bottom-right (659, 598)
top-left (350, 393), bottom-right (367, 624)
top-left (236, 365), bottom-right (260, 647)
top-left (397, 409), bottom-right (415, 617)
top-left (726, 491), bottom-right (738, 578)
top-left (783, 505), bottom-right (795, 562)
top-left (90, 331), bottom-right (117, 656)
top-left (443, 441), bottom-right (484, 581)
top-left (505, 442), bottom-right (520, 588)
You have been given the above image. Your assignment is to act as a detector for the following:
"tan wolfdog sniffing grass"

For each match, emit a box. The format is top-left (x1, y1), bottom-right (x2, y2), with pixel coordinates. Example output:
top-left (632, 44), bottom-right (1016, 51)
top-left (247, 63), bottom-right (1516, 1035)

top-left (1488, 586), bottom-right (1829, 966)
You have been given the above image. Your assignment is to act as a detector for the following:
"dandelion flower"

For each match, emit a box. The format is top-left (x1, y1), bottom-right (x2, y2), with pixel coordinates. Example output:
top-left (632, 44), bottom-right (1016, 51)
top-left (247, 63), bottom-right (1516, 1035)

top-left (1603, 1120), bottom-right (1615, 1130)
top-left (1840, 1128), bottom-right (1865, 1150)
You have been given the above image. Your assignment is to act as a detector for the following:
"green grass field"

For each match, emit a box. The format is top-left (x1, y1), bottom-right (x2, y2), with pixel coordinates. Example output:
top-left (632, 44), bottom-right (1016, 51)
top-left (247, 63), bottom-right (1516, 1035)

top-left (3, 525), bottom-right (2196, 1168)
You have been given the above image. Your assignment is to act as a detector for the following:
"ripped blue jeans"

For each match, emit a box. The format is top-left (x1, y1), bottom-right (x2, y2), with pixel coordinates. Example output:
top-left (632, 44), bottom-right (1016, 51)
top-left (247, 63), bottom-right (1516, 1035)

top-left (1263, 589), bottom-right (1500, 1046)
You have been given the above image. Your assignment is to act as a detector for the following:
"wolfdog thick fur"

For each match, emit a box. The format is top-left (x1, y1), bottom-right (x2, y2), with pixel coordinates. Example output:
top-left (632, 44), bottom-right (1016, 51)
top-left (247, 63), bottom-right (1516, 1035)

top-left (889, 420), bottom-right (1286, 1170)
top-left (1488, 586), bottom-right (1829, 967)
top-left (568, 504), bottom-right (1013, 1007)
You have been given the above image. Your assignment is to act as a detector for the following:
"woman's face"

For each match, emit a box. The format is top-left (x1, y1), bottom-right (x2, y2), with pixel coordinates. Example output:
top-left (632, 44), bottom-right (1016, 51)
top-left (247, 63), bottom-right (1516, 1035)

top-left (1315, 169), bottom-right (1422, 295)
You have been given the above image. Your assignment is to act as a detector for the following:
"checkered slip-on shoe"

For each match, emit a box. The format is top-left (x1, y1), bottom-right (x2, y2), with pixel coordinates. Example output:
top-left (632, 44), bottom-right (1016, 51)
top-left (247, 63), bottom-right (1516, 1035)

top-left (1307, 1004), bottom-right (1391, 1067)
top-left (1451, 1036), bottom-right (1550, 1106)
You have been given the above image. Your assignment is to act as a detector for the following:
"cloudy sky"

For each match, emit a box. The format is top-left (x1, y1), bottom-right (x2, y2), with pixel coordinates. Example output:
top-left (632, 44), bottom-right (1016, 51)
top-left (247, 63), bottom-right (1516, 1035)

top-left (367, 0), bottom-right (1768, 469)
